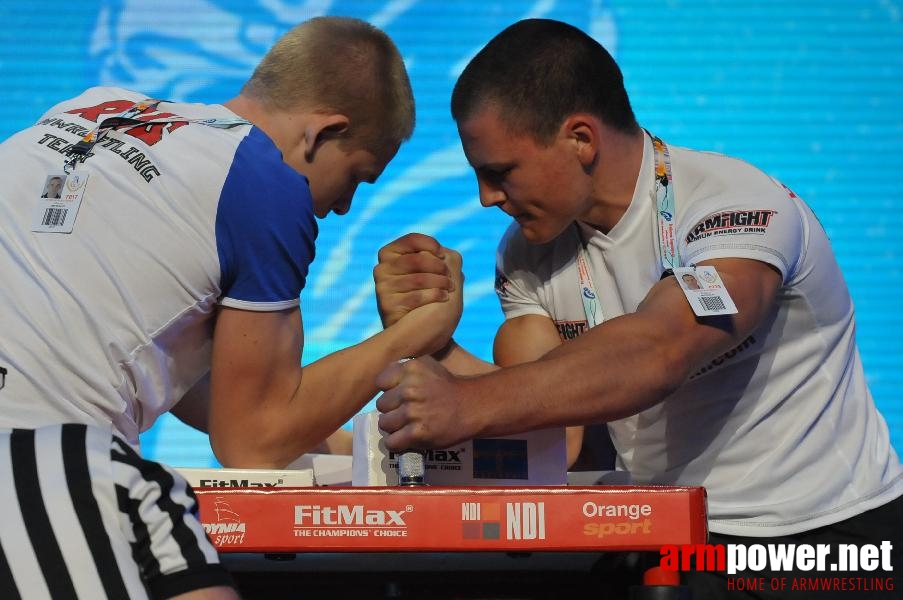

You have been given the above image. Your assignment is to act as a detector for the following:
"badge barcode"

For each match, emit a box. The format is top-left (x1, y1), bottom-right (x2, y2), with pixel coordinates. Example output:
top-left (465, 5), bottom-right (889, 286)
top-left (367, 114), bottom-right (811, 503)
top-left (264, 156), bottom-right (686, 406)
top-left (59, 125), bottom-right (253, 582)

top-left (699, 295), bottom-right (726, 312)
top-left (41, 207), bottom-right (67, 228)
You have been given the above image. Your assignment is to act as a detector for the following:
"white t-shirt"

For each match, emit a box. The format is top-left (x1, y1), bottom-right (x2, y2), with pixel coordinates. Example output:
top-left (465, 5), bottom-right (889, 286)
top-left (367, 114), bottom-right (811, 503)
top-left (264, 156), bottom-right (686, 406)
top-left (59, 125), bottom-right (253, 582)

top-left (0, 87), bottom-right (317, 445)
top-left (496, 134), bottom-right (903, 536)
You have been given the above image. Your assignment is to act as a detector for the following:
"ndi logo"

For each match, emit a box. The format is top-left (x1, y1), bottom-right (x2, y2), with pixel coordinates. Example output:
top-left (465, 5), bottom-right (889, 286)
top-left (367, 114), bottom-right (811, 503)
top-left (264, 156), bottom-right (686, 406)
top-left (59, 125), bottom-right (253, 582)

top-left (506, 502), bottom-right (546, 540)
top-left (462, 502), bottom-right (546, 541)
top-left (461, 501), bottom-right (500, 540)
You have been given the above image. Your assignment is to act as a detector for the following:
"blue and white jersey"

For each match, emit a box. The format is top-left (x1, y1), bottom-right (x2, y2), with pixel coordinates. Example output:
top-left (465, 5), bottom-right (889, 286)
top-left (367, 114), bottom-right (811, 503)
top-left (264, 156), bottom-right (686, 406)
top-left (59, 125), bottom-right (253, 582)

top-left (0, 87), bottom-right (317, 445)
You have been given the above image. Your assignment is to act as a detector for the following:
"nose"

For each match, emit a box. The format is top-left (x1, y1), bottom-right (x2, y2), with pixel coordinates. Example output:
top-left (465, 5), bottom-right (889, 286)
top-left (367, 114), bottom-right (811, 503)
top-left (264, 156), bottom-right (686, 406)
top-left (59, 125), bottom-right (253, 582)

top-left (478, 179), bottom-right (505, 208)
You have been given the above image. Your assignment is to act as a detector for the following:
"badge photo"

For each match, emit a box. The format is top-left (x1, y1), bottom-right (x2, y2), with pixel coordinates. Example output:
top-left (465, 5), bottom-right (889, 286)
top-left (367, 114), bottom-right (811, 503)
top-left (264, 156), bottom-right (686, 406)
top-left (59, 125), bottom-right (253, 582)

top-left (674, 266), bottom-right (738, 317)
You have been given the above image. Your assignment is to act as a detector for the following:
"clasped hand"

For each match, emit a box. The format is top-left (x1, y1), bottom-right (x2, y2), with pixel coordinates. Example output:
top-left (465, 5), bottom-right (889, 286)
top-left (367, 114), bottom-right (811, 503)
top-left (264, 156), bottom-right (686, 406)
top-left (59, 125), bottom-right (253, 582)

top-left (373, 233), bottom-right (471, 449)
top-left (375, 356), bottom-right (472, 450)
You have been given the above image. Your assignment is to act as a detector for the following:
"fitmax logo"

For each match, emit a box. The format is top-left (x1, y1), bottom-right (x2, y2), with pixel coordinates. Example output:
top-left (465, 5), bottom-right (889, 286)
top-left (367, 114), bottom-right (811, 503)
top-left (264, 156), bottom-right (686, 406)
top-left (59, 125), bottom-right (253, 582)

top-left (388, 449), bottom-right (462, 463)
top-left (199, 479), bottom-right (282, 488)
top-left (294, 505), bottom-right (408, 526)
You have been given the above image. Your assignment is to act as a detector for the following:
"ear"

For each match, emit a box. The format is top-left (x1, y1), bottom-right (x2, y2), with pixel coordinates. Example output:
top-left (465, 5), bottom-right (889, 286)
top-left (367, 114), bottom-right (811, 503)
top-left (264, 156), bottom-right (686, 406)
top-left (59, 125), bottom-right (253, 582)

top-left (303, 113), bottom-right (351, 161)
top-left (562, 114), bottom-right (599, 169)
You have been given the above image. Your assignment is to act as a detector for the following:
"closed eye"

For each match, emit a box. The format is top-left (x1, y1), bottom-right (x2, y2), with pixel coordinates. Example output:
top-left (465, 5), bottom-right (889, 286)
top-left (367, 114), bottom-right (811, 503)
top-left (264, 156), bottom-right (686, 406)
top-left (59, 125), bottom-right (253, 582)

top-left (479, 165), bottom-right (512, 184)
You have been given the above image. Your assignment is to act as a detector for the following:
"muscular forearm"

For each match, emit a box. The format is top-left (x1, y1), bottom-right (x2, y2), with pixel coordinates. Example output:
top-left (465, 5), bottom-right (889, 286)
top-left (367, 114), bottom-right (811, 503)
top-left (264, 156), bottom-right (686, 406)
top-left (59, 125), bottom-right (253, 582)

top-left (461, 313), bottom-right (691, 439)
top-left (457, 269), bottom-right (765, 440)
top-left (212, 318), bottom-right (442, 468)
top-left (377, 259), bottom-right (781, 452)
top-left (433, 339), bottom-right (498, 376)
top-left (286, 329), bottom-right (422, 455)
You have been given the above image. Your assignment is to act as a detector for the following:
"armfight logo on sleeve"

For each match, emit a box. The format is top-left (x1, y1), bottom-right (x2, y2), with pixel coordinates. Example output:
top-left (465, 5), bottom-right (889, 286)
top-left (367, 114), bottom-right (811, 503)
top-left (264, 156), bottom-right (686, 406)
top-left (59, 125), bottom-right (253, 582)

top-left (555, 319), bottom-right (589, 341)
top-left (685, 210), bottom-right (776, 243)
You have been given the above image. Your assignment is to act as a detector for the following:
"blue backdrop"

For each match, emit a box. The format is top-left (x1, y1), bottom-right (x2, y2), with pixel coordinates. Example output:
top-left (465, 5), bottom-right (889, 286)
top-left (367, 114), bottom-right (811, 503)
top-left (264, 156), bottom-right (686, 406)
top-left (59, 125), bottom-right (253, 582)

top-left (3, 0), bottom-right (900, 466)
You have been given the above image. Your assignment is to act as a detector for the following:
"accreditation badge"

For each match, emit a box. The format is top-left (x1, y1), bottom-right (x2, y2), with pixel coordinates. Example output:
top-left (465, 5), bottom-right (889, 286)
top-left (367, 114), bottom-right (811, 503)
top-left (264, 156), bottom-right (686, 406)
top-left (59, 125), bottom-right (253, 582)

top-left (32, 170), bottom-right (90, 234)
top-left (674, 266), bottom-right (738, 317)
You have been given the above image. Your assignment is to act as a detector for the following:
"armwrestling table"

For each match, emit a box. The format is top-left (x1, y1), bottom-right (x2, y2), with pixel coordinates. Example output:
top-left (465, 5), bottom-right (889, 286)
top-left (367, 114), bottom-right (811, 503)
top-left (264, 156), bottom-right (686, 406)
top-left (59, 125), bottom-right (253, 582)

top-left (196, 485), bottom-right (707, 599)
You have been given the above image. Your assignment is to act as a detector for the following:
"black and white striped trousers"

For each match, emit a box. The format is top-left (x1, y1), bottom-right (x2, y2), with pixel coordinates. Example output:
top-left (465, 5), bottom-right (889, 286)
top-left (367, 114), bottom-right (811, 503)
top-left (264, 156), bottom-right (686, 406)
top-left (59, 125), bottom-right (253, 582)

top-left (0, 423), bottom-right (235, 599)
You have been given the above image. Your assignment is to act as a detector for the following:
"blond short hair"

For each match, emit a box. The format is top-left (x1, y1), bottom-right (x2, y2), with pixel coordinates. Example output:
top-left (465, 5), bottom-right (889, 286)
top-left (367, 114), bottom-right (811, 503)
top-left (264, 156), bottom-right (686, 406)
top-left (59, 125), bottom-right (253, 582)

top-left (242, 16), bottom-right (415, 152)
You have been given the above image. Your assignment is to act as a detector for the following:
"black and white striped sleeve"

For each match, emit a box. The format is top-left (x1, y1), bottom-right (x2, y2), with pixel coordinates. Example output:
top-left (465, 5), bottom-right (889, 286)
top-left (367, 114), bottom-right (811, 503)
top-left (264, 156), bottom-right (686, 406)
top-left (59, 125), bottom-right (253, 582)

top-left (109, 433), bottom-right (235, 599)
top-left (0, 424), bottom-right (235, 600)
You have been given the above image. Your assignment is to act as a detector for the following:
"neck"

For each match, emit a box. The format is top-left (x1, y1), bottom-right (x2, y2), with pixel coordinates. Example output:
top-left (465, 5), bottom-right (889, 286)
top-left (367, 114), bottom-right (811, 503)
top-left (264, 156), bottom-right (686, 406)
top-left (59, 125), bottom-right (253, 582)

top-left (223, 94), bottom-right (304, 155)
top-left (578, 127), bottom-right (646, 233)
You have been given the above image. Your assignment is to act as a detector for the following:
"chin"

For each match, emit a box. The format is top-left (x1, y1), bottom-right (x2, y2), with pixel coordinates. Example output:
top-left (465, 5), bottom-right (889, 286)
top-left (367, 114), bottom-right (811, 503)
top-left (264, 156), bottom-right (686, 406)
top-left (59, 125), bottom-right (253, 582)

top-left (518, 221), bottom-right (566, 245)
top-left (519, 229), bottom-right (553, 245)
top-left (314, 204), bottom-right (338, 219)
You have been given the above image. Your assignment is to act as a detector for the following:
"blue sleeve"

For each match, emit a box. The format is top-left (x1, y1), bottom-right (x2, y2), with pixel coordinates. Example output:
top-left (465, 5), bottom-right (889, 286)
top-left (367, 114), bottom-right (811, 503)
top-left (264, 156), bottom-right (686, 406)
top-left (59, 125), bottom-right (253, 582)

top-left (215, 127), bottom-right (317, 311)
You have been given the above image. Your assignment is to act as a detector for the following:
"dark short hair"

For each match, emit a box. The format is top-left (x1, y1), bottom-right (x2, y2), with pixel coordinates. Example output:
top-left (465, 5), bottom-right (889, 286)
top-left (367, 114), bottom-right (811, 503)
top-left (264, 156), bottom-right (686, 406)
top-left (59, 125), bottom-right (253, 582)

top-left (451, 19), bottom-right (638, 144)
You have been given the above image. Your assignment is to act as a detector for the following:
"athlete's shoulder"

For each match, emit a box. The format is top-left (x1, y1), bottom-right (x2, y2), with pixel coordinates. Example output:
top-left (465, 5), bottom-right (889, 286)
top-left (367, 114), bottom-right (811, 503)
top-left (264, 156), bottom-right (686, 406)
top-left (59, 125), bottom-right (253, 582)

top-left (38, 87), bottom-right (145, 121)
top-left (671, 144), bottom-right (788, 204)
